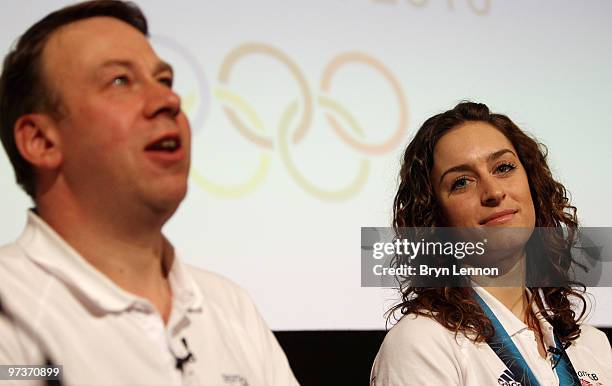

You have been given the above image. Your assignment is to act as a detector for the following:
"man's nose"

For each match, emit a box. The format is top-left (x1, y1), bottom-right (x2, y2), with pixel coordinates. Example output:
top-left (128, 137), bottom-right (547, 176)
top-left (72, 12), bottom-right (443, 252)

top-left (143, 80), bottom-right (181, 119)
top-left (480, 176), bottom-right (505, 207)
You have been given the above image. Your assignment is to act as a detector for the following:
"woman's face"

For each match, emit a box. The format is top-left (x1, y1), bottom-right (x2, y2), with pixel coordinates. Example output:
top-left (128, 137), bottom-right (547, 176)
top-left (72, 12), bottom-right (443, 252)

top-left (430, 121), bottom-right (535, 229)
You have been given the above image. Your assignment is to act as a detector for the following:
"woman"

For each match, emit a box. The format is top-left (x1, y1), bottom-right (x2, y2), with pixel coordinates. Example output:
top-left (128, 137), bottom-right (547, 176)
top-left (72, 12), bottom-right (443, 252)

top-left (370, 102), bottom-right (612, 385)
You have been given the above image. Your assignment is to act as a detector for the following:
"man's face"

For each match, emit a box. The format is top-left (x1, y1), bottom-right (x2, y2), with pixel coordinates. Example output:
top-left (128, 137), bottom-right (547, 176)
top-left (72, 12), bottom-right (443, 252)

top-left (41, 17), bottom-right (191, 219)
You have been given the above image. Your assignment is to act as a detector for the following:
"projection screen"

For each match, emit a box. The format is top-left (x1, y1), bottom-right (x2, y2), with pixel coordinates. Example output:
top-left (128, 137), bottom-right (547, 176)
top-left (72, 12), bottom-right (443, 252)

top-left (1, 0), bottom-right (611, 330)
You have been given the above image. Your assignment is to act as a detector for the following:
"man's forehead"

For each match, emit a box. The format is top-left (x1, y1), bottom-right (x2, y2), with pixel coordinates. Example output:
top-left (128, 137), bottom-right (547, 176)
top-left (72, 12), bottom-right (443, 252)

top-left (48, 16), bottom-right (145, 42)
top-left (42, 16), bottom-right (156, 70)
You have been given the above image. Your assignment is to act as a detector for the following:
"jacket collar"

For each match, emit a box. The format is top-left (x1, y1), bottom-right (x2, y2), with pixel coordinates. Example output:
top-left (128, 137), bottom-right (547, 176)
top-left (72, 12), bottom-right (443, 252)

top-left (474, 286), bottom-right (556, 347)
top-left (17, 210), bottom-right (203, 314)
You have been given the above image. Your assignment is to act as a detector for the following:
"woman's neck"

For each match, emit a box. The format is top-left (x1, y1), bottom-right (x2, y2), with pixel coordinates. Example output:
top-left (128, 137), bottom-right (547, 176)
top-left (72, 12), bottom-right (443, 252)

top-left (483, 286), bottom-right (528, 321)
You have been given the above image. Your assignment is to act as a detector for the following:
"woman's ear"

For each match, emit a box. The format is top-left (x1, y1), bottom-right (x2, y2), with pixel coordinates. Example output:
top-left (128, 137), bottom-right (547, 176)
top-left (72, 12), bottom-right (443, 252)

top-left (13, 114), bottom-right (62, 170)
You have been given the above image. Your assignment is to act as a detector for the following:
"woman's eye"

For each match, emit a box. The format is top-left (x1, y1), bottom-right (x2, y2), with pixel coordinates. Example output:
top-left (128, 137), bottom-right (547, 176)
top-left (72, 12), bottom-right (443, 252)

top-left (451, 177), bottom-right (469, 191)
top-left (495, 162), bottom-right (516, 174)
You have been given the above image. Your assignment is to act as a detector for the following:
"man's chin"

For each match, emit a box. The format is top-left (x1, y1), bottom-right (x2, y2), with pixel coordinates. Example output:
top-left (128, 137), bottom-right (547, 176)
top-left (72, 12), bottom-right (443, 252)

top-left (143, 183), bottom-right (188, 221)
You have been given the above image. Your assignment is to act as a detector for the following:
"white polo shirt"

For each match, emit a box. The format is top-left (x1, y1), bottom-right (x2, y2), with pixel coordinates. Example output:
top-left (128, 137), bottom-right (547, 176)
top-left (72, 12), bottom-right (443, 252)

top-left (0, 211), bottom-right (299, 386)
top-left (371, 287), bottom-right (612, 386)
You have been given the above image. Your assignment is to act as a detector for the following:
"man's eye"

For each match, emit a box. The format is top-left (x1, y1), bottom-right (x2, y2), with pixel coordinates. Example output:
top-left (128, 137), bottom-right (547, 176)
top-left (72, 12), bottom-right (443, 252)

top-left (158, 77), bottom-right (173, 88)
top-left (112, 76), bottom-right (129, 86)
top-left (451, 176), bottom-right (469, 191)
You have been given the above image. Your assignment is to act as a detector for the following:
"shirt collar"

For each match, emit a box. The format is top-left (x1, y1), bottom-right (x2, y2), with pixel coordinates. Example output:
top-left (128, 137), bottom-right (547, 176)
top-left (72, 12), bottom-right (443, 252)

top-left (473, 286), bottom-right (555, 344)
top-left (165, 240), bottom-right (203, 313)
top-left (474, 286), bottom-right (528, 337)
top-left (17, 210), bottom-right (202, 314)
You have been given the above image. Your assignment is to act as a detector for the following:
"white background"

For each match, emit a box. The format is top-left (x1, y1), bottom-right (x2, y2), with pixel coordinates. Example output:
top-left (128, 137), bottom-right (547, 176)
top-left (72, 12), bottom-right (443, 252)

top-left (1, 0), bottom-right (611, 330)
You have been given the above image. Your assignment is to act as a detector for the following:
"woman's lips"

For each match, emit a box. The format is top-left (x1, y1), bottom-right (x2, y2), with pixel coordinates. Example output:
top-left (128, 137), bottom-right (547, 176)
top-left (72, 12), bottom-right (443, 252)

top-left (480, 209), bottom-right (518, 225)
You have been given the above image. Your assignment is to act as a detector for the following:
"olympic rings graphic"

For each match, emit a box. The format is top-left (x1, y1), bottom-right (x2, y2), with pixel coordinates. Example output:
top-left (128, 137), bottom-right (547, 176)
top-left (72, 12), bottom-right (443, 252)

top-left (193, 42), bottom-right (408, 201)
top-left (218, 43), bottom-right (313, 149)
top-left (160, 39), bottom-right (409, 201)
top-left (320, 52), bottom-right (407, 156)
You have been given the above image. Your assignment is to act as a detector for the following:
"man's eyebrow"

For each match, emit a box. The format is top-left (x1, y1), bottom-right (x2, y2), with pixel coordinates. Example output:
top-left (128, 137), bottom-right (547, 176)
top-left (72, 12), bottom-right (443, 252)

top-left (438, 148), bottom-right (517, 186)
top-left (98, 59), bottom-right (133, 70)
top-left (155, 60), bottom-right (174, 76)
top-left (97, 59), bottom-right (173, 76)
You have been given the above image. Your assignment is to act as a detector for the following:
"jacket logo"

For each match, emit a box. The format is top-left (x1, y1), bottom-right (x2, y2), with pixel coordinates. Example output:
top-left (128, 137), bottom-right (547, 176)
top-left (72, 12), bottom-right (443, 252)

top-left (222, 374), bottom-right (249, 386)
top-left (576, 369), bottom-right (603, 385)
top-left (497, 369), bottom-right (522, 386)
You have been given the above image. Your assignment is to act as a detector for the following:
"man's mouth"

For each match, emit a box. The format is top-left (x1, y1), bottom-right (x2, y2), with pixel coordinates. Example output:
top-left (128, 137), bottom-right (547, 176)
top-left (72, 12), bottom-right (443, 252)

top-left (145, 135), bottom-right (181, 152)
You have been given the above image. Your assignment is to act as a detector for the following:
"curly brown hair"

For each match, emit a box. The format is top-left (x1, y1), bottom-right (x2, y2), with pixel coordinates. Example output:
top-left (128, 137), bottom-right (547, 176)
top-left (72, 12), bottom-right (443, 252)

top-left (390, 101), bottom-right (585, 344)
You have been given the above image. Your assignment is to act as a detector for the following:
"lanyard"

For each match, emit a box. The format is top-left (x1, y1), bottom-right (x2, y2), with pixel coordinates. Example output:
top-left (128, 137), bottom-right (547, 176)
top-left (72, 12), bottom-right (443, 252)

top-left (474, 292), bottom-right (581, 386)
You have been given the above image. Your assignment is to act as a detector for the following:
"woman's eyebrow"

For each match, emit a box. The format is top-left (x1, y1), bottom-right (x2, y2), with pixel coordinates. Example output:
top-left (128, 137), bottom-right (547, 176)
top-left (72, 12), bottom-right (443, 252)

top-left (438, 148), bottom-right (517, 186)
top-left (488, 148), bottom-right (517, 161)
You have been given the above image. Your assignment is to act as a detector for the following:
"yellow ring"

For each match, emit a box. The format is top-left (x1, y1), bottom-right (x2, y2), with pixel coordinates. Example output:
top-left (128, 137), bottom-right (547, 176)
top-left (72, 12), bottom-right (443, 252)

top-left (278, 100), bottom-right (370, 201)
top-left (190, 88), bottom-right (270, 197)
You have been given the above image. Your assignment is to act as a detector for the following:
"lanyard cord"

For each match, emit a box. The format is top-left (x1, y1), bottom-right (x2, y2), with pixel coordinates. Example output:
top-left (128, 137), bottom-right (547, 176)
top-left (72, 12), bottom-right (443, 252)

top-left (552, 335), bottom-right (581, 385)
top-left (474, 292), bottom-right (581, 386)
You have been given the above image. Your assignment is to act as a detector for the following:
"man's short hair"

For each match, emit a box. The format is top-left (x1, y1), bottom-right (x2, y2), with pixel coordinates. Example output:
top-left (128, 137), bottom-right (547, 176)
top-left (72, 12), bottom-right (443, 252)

top-left (0, 0), bottom-right (148, 199)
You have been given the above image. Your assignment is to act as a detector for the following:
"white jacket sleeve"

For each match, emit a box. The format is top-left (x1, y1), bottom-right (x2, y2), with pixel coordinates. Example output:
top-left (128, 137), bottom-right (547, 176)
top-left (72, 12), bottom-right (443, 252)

top-left (370, 315), bottom-right (463, 386)
top-left (0, 311), bottom-right (46, 386)
top-left (232, 285), bottom-right (300, 386)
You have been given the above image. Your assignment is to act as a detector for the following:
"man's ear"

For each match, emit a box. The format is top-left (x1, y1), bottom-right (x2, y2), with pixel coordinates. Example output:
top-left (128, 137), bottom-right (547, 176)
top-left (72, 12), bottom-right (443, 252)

top-left (13, 114), bottom-right (62, 170)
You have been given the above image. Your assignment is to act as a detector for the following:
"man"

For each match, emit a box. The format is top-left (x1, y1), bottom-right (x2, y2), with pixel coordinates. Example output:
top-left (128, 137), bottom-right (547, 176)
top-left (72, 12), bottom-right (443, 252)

top-left (0, 1), bottom-right (299, 385)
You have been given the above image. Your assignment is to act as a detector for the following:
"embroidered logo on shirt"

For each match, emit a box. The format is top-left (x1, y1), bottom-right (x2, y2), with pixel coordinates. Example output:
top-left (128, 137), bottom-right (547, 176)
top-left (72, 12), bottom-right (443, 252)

top-left (497, 369), bottom-right (522, 386)
top-left (576, 370), bottom-right (603, 386)
top-left (222, 374), bottom-right (249, 386)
